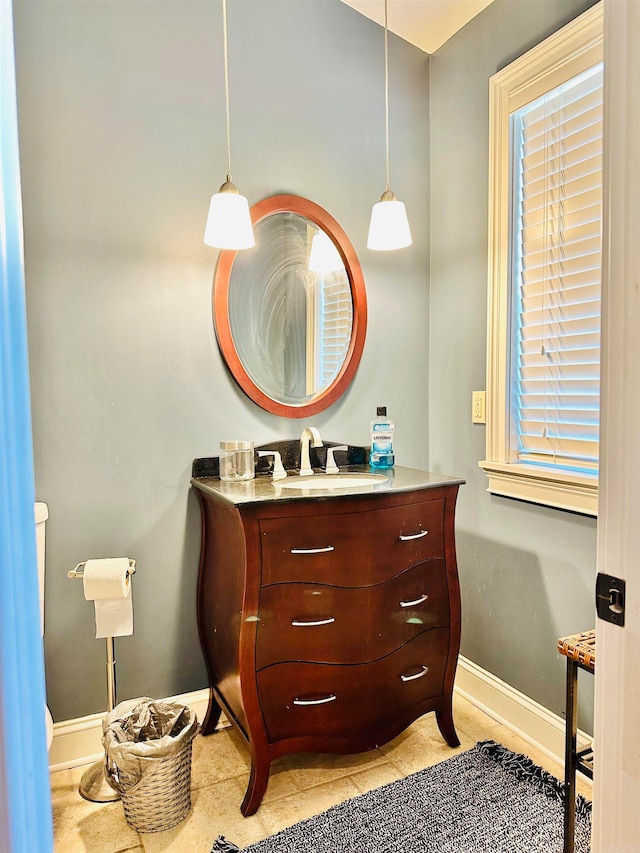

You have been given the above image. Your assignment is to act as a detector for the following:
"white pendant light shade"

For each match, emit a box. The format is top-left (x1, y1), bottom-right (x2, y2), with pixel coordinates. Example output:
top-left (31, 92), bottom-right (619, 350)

top-left (308, 230), bottom-right (343, 273)
top-left (368, 0), bottom-right (412, 252)
top-left (204, 181), bottom-right (255, 250)
top-left (367, 191), bottom-right (412, 251)
top-left (204, 0), bottom-right (254, 251)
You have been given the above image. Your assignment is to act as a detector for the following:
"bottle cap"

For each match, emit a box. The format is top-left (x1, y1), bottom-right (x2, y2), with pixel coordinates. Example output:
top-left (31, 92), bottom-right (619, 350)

top-left (376, 406), bottom-right (387, 417)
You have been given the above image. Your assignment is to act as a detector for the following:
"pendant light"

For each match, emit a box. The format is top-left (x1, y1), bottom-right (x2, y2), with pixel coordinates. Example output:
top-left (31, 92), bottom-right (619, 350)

top-left (204, 0), bottom-right (255, 250)
top-left (367, 0), bottom-right (412, 251)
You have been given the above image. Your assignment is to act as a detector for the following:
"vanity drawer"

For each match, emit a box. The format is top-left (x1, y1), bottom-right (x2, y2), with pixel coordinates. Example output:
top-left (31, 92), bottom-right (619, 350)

top-left (257, 628), bottom-right (450, 743)
top-left (259, 499), bottom-right (445, 586)
top-left (256, 560), bottom-right (450, 669)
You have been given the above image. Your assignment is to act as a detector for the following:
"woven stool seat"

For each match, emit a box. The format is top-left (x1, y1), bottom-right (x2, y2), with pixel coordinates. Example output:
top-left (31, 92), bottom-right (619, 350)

top-left (557, 629), bottom-right (596, 672)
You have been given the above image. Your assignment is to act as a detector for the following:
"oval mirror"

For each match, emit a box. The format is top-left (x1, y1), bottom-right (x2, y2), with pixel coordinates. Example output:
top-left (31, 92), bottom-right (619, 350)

top-left (214, 195), bottom-right (367, 417)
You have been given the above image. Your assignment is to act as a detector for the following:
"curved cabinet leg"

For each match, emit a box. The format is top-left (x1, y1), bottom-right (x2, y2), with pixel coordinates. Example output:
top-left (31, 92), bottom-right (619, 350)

top-left (200, 691), bottom-right (223, 736)
top-left (436, 700), bottom-right (460, 748)
top-left (241, 754), bottom-right (271, 817)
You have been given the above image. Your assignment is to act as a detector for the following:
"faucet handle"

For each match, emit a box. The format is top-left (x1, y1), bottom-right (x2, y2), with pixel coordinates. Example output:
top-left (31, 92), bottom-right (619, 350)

top-left (257, 450), bottom-right (287, 481)
top-left (325, 445), bottom-right (348, 475)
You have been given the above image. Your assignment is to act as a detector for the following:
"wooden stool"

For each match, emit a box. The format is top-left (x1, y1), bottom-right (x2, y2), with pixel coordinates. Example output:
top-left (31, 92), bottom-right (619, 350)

top-left (557, 630), bottom-right (595, 853)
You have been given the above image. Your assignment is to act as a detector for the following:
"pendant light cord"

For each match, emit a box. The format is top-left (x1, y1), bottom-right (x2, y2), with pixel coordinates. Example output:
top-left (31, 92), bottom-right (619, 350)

top-left (384, 0), bottom-right (390, 192)
top-left (222, 0), bottom-right (232, 182)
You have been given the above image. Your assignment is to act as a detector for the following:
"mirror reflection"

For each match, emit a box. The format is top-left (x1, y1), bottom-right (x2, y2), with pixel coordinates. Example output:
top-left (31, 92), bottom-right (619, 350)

top-left (228, 212), bottom-right (353, 405)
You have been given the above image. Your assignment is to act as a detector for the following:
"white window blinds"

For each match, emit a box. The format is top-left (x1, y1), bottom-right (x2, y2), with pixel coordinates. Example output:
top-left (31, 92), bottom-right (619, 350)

top-left (317, 271), bottom-right (352, 388)
top-left (512, 63), bottom-right (603, 474)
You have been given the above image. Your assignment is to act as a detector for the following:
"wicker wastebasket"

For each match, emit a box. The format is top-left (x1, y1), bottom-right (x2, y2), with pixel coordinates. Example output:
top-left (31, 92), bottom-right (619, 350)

top-left (102, 697), bottom-right (199, 833)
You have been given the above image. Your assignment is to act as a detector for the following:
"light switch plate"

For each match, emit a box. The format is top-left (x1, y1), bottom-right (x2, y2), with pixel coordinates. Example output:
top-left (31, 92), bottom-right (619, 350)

top-left (472, 391), bottom-right (486, 424)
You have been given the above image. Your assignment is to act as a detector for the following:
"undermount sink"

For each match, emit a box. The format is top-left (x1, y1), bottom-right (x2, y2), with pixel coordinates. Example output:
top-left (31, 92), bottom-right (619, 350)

top-left (275, 473), bottom-right (388, 490)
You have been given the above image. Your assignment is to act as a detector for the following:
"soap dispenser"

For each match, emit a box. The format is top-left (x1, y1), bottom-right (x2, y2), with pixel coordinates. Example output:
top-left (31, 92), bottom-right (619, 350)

top-left (370, 406), bottom-right (395, 469)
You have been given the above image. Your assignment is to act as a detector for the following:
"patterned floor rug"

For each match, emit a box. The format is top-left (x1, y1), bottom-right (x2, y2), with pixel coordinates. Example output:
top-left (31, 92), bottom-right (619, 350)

top-left (212, 740), bottom-right (591, 853)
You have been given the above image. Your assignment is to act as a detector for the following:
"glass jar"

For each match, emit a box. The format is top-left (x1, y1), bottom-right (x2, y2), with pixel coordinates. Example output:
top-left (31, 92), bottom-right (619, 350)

top-left (219, 440), bottom-right (255, 481)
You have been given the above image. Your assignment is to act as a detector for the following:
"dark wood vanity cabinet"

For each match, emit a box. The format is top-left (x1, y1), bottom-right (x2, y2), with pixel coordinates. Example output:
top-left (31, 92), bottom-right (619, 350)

top-left (194, 478), bottom-right (462, 815)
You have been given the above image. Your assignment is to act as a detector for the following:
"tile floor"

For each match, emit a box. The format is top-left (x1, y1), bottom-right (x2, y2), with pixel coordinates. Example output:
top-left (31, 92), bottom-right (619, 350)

top-left (50, 694), bottom-right (591, 853)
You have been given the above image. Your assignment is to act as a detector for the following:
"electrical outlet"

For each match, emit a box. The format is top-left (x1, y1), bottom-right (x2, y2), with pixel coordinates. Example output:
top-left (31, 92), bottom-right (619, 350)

top-left (472, 391), bottom-right (486, 424)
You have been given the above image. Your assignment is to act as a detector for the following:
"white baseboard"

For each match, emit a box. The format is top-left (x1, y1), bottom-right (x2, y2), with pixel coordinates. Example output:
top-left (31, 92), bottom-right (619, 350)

top-left (455, 655), bottom-right (592, 789)
top-left (48, 688), bottom-right (226, 772)
top-left (50, 658), bottom-right (592, 786)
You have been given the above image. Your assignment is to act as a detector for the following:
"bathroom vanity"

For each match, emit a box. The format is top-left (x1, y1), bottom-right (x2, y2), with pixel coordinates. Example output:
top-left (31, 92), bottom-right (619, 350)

top-left (192, 453), bottom-right (464, 815)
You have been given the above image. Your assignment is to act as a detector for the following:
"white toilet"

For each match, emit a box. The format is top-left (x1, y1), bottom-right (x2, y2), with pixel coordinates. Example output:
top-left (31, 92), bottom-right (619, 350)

top-left (35, 501), bottom-right (54, 750)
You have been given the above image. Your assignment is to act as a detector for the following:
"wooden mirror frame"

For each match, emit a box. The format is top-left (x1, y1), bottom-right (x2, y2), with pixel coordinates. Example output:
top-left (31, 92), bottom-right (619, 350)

top-left (213, 194), bottom-right (367, 418)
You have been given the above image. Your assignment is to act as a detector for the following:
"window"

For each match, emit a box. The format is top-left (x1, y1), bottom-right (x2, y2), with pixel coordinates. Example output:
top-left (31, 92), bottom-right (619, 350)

top-left (480, 3), bottom-right (603, 516)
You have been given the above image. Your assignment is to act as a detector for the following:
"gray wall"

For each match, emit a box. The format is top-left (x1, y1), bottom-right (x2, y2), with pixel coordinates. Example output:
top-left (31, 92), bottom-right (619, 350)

top-left (429, 0), bottom-right (599, 727)
top-left (14, 0), bottom-right (430, 721)
top-left (16, 0), bottom-right (600, 732)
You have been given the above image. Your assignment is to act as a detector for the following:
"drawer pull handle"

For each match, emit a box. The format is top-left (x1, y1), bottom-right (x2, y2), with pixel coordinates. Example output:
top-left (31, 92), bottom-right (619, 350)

top-left (399, 530), bottom-right (429, 541)
top-left (290, 546), bottom-right (335, 555)
top-left (400, 665), bottom-right (430, 682)
top-left (293, 694), bottom-right (337, 706)
top-left (291, 617), bottom-right (336, 627)
top-left (400, 593), bottom-right (429, 608)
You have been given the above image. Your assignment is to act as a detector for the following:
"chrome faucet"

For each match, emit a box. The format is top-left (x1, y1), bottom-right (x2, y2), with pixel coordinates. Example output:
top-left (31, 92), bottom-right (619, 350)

top-left (299, 427), bottom-right (323, 476)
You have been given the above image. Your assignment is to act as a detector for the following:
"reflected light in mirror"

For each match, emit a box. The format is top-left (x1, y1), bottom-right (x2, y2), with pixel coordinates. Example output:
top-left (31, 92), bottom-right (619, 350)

top-left (308, 230), bottom-right (344, 274)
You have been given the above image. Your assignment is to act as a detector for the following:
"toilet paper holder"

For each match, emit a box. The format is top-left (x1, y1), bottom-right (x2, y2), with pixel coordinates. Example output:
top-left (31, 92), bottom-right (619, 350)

top-left (68, 556), bottom-right (137, 804)
top-left (67, 558), bottom-right (136, 579)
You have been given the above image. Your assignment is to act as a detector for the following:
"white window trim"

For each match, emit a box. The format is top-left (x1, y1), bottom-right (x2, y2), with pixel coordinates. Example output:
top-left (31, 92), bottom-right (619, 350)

top-left (480, 2), bottom-right (603, 517)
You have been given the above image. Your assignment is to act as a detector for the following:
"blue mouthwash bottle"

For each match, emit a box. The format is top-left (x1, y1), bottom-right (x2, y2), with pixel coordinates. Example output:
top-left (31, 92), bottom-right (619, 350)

top-left (370, 406), bottom-right (395, 469)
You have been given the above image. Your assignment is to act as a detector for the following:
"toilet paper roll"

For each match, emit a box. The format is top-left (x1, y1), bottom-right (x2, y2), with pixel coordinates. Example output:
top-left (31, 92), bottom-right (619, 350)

top-left (83, 558), bottom-right (133, 639)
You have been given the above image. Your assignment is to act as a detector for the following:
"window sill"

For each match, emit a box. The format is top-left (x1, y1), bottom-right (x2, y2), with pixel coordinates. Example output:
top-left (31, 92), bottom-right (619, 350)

top-left (478, 460), bottom-right (598, 517)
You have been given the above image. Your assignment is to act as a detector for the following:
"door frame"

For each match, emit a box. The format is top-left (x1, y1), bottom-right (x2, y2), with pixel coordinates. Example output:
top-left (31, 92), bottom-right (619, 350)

top-left (0, 1), bottom-right (54, 849)
top-left (592, 0), bottom-right (640, 848)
